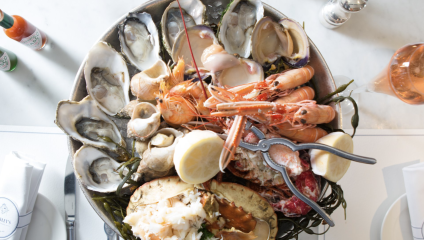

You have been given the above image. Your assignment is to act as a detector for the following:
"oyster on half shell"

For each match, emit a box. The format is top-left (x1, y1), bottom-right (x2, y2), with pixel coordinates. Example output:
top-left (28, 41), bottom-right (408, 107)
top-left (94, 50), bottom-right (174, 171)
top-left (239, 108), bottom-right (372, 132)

top-left (161, 0), bottom-right (206, 55)
top-left (55, 96), bottom-right (126, 154)
top-left (74, 146), bottom-right (127, 193)
top-left (84, 42), bottom-right (130, 116)
top-left (219, 0), bottom-right (264, 58)
top-left (118, 12), bottom-right (161, 71)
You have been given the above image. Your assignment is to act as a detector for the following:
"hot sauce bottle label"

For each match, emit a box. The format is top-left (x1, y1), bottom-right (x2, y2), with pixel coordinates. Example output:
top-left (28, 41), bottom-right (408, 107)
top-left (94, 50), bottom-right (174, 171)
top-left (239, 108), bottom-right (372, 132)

top-left (0, 53), bottom-right (11, 71)
top-left (20, 28), bottom-right (42, 50)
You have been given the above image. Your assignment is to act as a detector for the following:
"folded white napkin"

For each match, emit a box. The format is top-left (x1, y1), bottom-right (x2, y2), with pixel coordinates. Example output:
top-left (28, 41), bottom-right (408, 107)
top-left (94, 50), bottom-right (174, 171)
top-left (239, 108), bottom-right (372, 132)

top-left (0, 152), bottom-right (46, 240)
top-left (403, 162), bottom-right (424, 239)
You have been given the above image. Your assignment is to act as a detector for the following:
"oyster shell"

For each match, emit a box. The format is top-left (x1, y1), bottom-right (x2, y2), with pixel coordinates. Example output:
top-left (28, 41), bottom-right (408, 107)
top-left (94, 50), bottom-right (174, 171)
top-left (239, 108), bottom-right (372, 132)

top-left (172, 25), bottom-right (218, 70)
top-left (118, 12), bottom-right (161, 71)
top-left (252, 17), bottom-right (310, 67)
top-left (137, 128), bottom-right (183, 181)
top-left (161, 0), bottom-right (206, 55)
top-left (84, 42), bottom-right (130, 116)
top-left (73, 146), bottom-right (126, 193)
top-left (127, 102), bottom-right (161, 141)
top-left (55, 96), bottom-right (126, 154)
top-left (219, 0), bottom-right (264, 58)
top-left (130, 59), bottom-right (170, 101)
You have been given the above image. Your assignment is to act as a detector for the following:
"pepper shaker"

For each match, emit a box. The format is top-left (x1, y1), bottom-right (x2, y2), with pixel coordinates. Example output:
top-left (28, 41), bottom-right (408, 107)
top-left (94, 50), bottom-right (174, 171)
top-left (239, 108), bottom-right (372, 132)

top-left (319, 0), bottom-right (368, 29)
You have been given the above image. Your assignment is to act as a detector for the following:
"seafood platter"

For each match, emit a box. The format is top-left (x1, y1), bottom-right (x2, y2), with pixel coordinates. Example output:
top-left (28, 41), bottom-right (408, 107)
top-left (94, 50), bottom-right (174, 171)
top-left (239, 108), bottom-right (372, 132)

top-left (53, 0), bottom-right (369, 239)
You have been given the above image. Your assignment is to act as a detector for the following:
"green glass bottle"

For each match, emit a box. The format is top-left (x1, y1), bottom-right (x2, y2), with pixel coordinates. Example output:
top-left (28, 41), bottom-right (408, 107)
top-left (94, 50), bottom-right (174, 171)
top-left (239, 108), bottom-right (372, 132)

top-left (0, 47), bottom-right (18, 72)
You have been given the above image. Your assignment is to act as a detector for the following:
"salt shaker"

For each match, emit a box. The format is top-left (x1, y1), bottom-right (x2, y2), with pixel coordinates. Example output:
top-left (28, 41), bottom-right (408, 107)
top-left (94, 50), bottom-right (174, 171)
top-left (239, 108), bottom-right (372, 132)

top-left (319, 0), bottom-right (368, 29)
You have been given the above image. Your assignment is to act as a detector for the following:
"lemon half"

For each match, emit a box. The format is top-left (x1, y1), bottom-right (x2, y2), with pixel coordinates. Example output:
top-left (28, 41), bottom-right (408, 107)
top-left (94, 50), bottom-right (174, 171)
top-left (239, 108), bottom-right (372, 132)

top-left (174, 130), bottom-right (224, 184)
top-left (310, 132), bottom-right (353, 182)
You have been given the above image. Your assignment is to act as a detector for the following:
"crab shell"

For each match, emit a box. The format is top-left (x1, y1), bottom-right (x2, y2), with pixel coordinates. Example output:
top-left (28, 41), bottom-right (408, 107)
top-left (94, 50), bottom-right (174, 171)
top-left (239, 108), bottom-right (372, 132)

top-left (127, 176), bottom-right (277, 240)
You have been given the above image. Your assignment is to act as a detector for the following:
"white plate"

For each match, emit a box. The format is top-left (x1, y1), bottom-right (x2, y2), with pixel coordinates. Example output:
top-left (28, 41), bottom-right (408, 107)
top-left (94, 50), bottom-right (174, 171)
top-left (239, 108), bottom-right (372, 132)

top-left (26, 193), bottom-right (66, 240)
top-left (381, 194), bottom-right (414, 240)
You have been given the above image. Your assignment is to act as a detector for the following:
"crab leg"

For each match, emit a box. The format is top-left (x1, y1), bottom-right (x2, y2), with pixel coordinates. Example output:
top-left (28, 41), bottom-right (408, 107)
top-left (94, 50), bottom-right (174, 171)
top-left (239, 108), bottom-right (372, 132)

top-left (219, 115), bottom-right (247, 172)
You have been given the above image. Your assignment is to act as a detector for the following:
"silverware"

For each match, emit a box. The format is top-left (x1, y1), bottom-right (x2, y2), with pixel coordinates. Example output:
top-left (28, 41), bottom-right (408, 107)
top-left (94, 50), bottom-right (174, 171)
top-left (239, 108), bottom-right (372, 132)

top-left (239, 125), bottom-right (377, 227)
top-left (65, 155), bottom-right (76, 240)
top-left (105, 223), bottom-right (120, 240)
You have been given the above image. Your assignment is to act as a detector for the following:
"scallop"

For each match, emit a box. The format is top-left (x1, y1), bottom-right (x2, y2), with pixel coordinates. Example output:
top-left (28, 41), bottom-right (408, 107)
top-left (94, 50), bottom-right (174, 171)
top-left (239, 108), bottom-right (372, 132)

top-left (161, 0), bottom-right (206, 55)
top-left (73, 146), bottom-right (126, 193)
top-left (252, 17), bottom-right (310, 68)
top-left (55, 96), bottom-right (126, 154)
top-left (118, 12), bottom-right (161, 71)
top-left (84, 42), bottom-right (130, 116)
top-left (219, 0), bottom-right (264, 58)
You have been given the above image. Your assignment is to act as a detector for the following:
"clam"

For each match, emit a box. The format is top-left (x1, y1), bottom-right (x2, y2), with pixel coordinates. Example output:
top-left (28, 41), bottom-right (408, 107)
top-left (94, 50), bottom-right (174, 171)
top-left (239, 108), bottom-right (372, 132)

top-left (219, 0), bottom-right (264, 58)
top-left (84, 42), bottom-right (130, 116)
top-left (127, 102), bottom-right (161, 141)
top-left (252, 17), bottom-right (310, 68)
top-left (73, 146), bottom-right (126, 193)
top-left (217, 58), bottom-right (263, 87)
top-left (137, 128), bottom-right (183, 181)
top-left (201, 44), bottom-right (263, 87)
top-left (161, 0), bottom-right (206, 55)
top-left (130, 59), bottom-right (170, 101)
top-left (118, 12), bottom-right (161, 71)
top-left (172, 25), bottom-right (218, 70)
top-left (55, 96), bottom-right (126, 154)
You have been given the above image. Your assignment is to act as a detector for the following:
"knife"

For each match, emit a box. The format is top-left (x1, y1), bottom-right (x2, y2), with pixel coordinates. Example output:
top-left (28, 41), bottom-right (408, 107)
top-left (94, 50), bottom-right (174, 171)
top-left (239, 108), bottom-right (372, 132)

top-left (65, 155), bottom-right (76, 240)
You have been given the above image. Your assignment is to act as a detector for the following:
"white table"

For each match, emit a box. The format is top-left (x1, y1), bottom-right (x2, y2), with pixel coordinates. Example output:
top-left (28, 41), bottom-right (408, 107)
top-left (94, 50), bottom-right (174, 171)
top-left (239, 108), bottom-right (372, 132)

top-left (1, 0), bottom-right (424, 239)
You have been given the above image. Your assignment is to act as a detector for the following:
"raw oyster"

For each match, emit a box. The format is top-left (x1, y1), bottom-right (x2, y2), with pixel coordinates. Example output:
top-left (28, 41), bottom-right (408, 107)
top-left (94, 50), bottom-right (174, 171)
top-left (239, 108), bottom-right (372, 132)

top-left (172, 25), bottom-right (218, 70)
top-left (219, 0), bottom-right (264, 58)
top-left (55, 96), bottom-right (126, 154)
top-left (118, 12), bottom-right (161, 71)
top-left (84, 42), bottom-right (130, 116)
top-left (252, 17), bottom-right (310, 67)
top-left (161, 0), bottom-right (206, 55)
top-left (137, 128), bottom-right (183, 181)
top-left (74, 146), bottom-right (126, 193)
top-left (130, 59), bottom-right (170, 101)
top-left (127, 102), bottom-right (161, 141)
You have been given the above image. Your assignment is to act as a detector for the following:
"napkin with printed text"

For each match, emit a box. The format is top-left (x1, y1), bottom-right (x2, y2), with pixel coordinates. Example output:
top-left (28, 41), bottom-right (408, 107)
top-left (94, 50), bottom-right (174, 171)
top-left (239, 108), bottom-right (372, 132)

top-left (0, 152), bottom-right (46, 240)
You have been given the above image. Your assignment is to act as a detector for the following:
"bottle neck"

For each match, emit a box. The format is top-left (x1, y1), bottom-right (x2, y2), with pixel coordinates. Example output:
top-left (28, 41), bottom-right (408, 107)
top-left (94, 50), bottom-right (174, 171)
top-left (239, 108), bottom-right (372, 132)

top-left (0, 10), bottom-right (14, 29)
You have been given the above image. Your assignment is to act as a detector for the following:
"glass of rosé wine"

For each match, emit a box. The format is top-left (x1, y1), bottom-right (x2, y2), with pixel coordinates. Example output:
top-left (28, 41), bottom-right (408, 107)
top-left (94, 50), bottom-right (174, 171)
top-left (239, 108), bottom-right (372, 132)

top-left (335, 43), bottom-right (424, 115)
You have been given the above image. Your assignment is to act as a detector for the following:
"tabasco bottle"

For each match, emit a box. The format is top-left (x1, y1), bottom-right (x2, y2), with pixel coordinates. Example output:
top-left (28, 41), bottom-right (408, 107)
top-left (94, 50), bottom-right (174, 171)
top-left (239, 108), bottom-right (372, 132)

top-left (0, 47), bottom-right (18, 72)
top-left (0, 9), bottom-right (48, 50)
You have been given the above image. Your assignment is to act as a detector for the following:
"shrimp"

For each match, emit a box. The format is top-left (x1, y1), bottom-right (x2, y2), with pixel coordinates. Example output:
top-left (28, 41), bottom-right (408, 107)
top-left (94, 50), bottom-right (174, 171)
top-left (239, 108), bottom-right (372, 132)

top-left (212, 100), bottom-right (335, 126)
top-left (274, 86), bottom-right (315, 104)
top-left (213, 100), bottom-right (334, 170)
top-left (156, 81), bottom-right (197, 126)
top-left (271, 122), bottom-right (328, 143)
top-left (169, 58), bottom-right (185, 87)
top-left (206, 66), bottom-right (313, 106)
